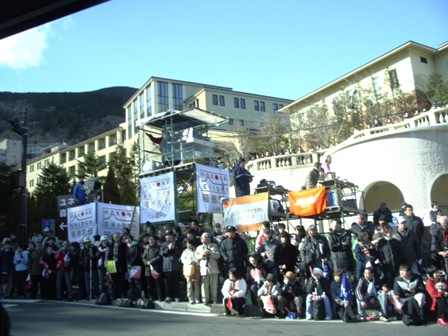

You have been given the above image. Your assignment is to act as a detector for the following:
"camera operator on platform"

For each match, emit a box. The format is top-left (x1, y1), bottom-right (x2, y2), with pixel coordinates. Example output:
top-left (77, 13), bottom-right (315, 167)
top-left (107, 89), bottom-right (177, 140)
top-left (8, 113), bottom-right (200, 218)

top-left (233, 158), bottom-right (253, 197)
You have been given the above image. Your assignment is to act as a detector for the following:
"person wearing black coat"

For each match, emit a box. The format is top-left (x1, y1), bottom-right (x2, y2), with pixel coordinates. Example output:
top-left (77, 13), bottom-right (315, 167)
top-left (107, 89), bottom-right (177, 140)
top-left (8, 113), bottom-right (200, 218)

top-left (219, 226), bottom-right (248, 277)
top-left (159, 231), bottom-right (183, 302)
top-left (275, 232), bottom-right (298, 282)
top-left (107, 233), bottom-right (128, 299)
top-left (80, 237), bottom-right (99, 299)
top-left (328, 220), bottom-right (355, 281)
top-left (246, 252), bottom-right (268, 305)
top-left (142, 236), bottom-right (165, 301)
top-left (377, 224), bottom-right (405, 287)
top-left (125, 235), bottom-right (143, 298)
top-left (300, 225), bottom-right (330, 279)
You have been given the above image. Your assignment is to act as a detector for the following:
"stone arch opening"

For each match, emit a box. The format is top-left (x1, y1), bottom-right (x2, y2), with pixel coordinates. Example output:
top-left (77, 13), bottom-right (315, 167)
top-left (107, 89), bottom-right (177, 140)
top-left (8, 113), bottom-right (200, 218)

top-left (363, 181), bottom-right (404, 213)
top-left (430, 173), bottom-right (448, 214)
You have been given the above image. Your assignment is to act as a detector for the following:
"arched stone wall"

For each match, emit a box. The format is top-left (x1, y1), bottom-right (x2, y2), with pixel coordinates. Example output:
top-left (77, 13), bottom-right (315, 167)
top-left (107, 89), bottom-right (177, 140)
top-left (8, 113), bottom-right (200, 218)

top-left (430, 172), bottom-right (448, 214)
top-left (363, 181), bottom-right (404, 213)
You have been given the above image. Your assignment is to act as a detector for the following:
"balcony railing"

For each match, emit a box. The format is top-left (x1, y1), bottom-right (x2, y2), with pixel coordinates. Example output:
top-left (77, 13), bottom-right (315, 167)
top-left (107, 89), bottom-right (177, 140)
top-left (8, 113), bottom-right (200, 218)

top-left (246, 151), bottom-right (323, 173)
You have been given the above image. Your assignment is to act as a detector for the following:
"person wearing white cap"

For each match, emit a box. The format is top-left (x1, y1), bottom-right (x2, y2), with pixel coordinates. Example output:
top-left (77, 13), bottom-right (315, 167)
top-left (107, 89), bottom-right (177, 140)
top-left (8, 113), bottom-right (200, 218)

top-left (98, 235), bottom-right (109, 293)
top-left (305, 267), bottom-right (332, 320)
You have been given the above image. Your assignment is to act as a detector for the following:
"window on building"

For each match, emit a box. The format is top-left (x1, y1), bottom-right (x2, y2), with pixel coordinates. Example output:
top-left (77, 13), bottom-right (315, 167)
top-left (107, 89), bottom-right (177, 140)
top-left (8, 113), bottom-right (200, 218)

top-left (254, 100), bottom-right (259, 111)
top-left (212, 94), bottom-right (218, 106)
top-left (146, 85), bottom-right (152, 116)
top-left (69, 150), bottom-right (75, 161)
top-left (388, 69), bottom-right (400, 89)
top-left (219, 95), bottom-right (225, 106)
top-left (240, 98), bottom-right (246, 109)
top-left (30, 164), bottom-right (34, 173)
top-left (77, 147), bottom-right (85, 158)
top-left (98, 139), bottom-right (106, 150)
top-left (139, 92), bottom-right (145, 118)
top-left (273, 103), bottom-right (278, 112)
top-left (88, 143), bottom-right (95, 153)
top-left (234, 97), bottom-right (239, 108)
top-left (60, 153), bottom-right (66, 164)
top-left (173, 83), bottom-right (183, 110)
top-left (239, 120), bottom-right (244, 126)
top-left (36, 177), bottom-right (41, 185)
top-left (260, 101), bottom-right (266, 112)
top-left (279, 104), bottom-right (284, 109)
top-left (109, 134), bottom-right (117, 146)
top-left (228, 118), bottom-right (234, 125)
top-left (158, 82), bottom-right (169, 112)
top-left (420, 56), bottom-right (428, 64)
top-left (37, 162), bottom-right (41, 170)
top-left (68, 166), bottom-right (75, 178)
top-left (29, 179), bottom-right (34, 188)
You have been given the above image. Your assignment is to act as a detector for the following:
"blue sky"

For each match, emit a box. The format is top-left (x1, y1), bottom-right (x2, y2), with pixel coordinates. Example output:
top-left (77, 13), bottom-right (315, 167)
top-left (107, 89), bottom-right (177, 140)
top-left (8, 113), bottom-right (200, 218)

top-left (0, 0), bottom-right (447, 100)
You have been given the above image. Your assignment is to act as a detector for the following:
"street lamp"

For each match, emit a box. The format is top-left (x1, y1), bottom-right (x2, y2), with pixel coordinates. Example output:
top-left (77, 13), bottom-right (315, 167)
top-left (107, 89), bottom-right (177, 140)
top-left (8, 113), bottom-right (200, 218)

top-left (6, 108), bottom-right (28, 244)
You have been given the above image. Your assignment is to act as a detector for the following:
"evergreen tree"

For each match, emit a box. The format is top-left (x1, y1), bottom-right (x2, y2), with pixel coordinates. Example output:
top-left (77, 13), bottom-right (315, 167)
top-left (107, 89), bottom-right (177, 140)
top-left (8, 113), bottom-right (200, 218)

top-left (103, 165), bottom-right (121, 204)
top-left (427, 73), bottom-right (448, 107)
top-left (77, 151), bottom-right (105, 177)
top-left (32, 163), bottom-right (71, 222)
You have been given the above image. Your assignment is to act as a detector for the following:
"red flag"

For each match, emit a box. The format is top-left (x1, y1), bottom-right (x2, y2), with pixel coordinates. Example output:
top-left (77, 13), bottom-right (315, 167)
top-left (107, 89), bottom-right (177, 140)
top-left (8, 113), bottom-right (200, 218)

top-left (226, 297), bottom-right (233, 311)
top-left (288, 187), bottom-right (327, 216)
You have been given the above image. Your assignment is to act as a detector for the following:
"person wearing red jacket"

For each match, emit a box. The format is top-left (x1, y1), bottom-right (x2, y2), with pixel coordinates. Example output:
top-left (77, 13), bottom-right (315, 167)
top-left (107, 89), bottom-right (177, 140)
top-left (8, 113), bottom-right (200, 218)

top-left (425, 267), bottom-right (448, 326)
top-left (55, 240), bottom-right (73, 301)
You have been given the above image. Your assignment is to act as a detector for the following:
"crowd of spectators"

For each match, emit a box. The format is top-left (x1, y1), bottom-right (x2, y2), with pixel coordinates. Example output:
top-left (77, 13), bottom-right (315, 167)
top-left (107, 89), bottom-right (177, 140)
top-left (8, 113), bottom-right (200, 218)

top-left (1, 207), bottom-right (447, 326)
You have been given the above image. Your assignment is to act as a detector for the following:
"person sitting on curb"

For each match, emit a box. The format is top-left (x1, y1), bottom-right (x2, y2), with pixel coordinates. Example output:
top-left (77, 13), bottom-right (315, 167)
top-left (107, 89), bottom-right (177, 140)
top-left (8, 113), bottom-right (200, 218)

top-left (222, 268), bottom-right (247, 317)
top-left (257, 273), bottom-right (281, 318)
top-left (305, 267), bottom-right (332, 320)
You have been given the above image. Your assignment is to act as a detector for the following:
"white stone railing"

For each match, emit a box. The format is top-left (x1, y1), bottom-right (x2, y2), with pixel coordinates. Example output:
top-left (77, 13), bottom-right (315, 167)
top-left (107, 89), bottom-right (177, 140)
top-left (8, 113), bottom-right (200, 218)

top-left (350, 105), bottom-right (448, 141)
top-left (246, 151), bottom-right (323, 173)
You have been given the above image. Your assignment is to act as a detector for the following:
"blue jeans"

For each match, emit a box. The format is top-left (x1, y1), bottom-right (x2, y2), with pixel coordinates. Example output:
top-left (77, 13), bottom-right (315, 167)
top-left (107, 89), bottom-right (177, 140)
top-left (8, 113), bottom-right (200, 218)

top-left (356, 291), bottom-right (388, 317)
top-left (56, 271), bottom-right (73, 299)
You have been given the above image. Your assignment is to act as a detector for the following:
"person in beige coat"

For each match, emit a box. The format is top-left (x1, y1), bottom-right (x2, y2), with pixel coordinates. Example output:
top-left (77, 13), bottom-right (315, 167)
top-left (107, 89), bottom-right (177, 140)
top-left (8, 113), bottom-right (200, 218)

top-left (196, 232), bottom-right (220, 304)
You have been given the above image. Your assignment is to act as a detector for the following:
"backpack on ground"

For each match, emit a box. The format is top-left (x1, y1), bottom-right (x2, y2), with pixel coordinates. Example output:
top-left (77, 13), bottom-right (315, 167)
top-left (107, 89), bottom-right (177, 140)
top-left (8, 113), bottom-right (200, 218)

top-left (96, 292), bottom-right (112, 306)
top-left (312, 299), bottom-right (326, 320)
top-left (118, 299), bottom-right (135, 308)
top-left (401, 298), bottom-right (425, 326)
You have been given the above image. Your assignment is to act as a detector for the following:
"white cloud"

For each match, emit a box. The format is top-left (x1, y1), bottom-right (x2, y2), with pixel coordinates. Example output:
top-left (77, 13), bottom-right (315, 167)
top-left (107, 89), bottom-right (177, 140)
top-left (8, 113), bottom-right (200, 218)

top-left (0, 24), bottom-right (52, 70)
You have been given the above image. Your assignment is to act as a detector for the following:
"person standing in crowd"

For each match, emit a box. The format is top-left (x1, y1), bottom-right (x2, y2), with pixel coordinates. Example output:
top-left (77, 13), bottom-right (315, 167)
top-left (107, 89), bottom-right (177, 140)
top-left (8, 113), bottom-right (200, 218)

top-left (259, 229), bottom-right (280, 278)
top-left (377, 223), bottom-right (405, 287)
top-left (328, 220), bottom-right (355, 281)
top-left (373, 202), bottom-right (392, 228)
top-left (430, 215), bottom-right (448, 274)
top-left (430, 202), bottom-right (440, 223)
top-left (233, 158), bottom-right (252, 197)
top-left (403, 204), bottom-right (424, 244)
top-left (107, 233), bottom-right (128, 299)
top-left (220, 226), bottom-right (248, 277)
top-left (396, 216), bottom-right (421, 275)
top-left (195, 232), bottom-right (220, 304)
top-left (41, 246), bottom-right (57, 300)
top-left (354, 230), bottom-right (380, 281)
top-left (80, 237), bottom-right (99, 300)
top-left (305, 162), bottom-right (323, 189)
top-left (142, 235), bottom-right (164, 301)
top-left (181, 239), bottom-right (200, 304)
top-left (28, 243), bottom-right (43, 299)
top-left (125, 235), bottom-right (143, 298)
top-left (73, 175), bottom-right (87, 205)
top-left (0, 239), bottom-right (15, 299)
top-left (425, 267), bottom-right (448, 326)
top-left (275, 232), bottom-right (298, 281)
top-left (55, 240), bottom-right (74, 301)
top-left (97, 235), bottom-right (109, 294)
top-left (13, 243), bottom-right (29, 298)
top-left (300, 225), bottom-right (330, 279)
top-left (160, 230), bottom-right (183, 303)
top-left (351, 213), bottom-right (375, 240)
top-left (210, 223), bottom-right (225, 246)
top-left (222, 268), bottom-right (247, 317)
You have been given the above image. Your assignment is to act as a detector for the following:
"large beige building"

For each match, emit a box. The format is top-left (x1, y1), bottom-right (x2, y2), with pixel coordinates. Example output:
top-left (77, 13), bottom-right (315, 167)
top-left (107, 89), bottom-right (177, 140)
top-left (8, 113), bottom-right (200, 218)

top-left (281, 40), bottom-right (448, 138)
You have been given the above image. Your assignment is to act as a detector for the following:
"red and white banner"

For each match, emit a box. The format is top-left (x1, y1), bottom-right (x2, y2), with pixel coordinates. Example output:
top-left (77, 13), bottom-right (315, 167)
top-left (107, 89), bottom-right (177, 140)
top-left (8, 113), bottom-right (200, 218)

top-left (288, 187), bottom-right (327, 217)
top-left (140, 172), bottom-right (175, 223)
top-left (222, 193), bottom-right (269, 232)
top-left (67, 203), bottom-right (96, 243)
top-left (196, 163), bottom-right (229, 213)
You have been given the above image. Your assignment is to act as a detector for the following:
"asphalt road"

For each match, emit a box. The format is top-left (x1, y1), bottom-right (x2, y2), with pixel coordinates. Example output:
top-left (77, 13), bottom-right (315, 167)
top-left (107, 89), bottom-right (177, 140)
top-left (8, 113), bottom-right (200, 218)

top-left (4, 300), bottom-right (446, 336)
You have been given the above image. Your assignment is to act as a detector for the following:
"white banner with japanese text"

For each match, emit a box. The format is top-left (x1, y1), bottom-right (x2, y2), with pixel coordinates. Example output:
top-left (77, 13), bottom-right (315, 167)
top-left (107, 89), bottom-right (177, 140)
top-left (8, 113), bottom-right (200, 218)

top-left (140, 172), bottom-right (175, 223)
top-left (67, 203), bottom-right (96, 243)
top-left (195, 163), bottom-right (229, 213)
top-left (97, 203), bottom-right (140, 240)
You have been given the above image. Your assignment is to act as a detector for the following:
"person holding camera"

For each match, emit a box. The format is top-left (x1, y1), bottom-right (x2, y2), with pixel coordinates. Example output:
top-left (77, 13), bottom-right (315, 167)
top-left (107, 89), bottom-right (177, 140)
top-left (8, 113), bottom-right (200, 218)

top-left (196, 232), bottom-right (220, 304)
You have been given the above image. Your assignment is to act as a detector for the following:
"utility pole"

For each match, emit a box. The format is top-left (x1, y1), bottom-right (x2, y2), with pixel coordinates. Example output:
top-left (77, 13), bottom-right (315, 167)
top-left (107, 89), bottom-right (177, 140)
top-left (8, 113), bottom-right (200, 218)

top-left (7, 108), bottom-right (28, 243)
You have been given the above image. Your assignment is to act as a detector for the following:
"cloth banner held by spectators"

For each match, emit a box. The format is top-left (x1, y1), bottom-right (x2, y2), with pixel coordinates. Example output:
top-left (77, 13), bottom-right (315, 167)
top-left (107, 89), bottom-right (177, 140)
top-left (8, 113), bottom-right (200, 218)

top-left (97, 203), bottom-right (140, 240)
top-left (195, 163), bottom-right (229, 213)
top-left (288, 187), bottom-right (327, 217)
top-left (130, 266), bottom-right (142, 279)
top-left (140, 172), bottom-right (175, 223)
top-left (222, 193), bottom-right (269, 232)
top-left (67, 203), bottom-right (96, 243)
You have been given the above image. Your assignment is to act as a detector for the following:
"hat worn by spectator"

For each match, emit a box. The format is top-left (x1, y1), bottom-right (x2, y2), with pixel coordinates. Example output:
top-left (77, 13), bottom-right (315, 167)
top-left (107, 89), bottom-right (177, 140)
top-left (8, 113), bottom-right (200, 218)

top-left (265, 273), bottom-right (276, 282)
top-left (397, 216), bottom-right (407, 223)
top-left (225, 226), bottom-right (236, 233)
top-left (165, 230), bottom-right (174, 236)
top-left (100, 235), bottom-right (108, 241)
top-left (214, 223), bottom-right (221, 227)
top-left (263, 228), bottom-right (272, 234)
top-left (43, 227), bottom-right (50, 233)
top-left (308, 224), bottom-right (317, 231)
top-left (83, 237), bottom-right (91, 243)
top-left (312, 268), bottom-right (323, 276)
